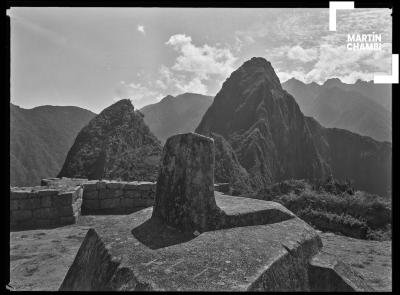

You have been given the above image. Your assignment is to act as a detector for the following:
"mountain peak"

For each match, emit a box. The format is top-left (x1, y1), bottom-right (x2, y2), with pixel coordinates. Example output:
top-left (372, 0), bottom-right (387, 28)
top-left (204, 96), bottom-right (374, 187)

top-left (161, 95), bottom-right (175, 102)
top-left (323, 78), bottom-right (343, 87)
top-left (59, 98), bottom-right (161, 181)
top-left (112, 98), bottom-right (134, 109)
top-left (284, 77), bottom-right (305, 86)
top-left (232, 57), bottom-right (282, 90)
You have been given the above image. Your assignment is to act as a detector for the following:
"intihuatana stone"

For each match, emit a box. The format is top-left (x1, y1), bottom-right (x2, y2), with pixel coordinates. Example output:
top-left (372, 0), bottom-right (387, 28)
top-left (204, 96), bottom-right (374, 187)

top-left (60, 132), bottom-right (373, 291)
top-left (152, 133), bottom-right (224, 233)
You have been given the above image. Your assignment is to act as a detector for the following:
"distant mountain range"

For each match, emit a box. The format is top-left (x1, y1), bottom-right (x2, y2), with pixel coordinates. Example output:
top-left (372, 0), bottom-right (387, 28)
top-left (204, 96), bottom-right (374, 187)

top-left (196, 57), bottom-right (391, 197)
top-left (140, 93), bottom-right (213, 143)
top-left (10, 60), bottom-right (392, 198)
top-left (10, 104), bottom-right (95, 186)
top-left (282, 78), bottom-right (391, 142)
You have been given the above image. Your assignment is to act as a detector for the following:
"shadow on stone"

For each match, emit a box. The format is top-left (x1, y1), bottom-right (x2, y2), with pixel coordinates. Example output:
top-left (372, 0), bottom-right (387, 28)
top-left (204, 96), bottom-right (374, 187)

top-left (131, 217), bottom-right (195, 250)
top-left (81, 207), bottom-right (148, 216)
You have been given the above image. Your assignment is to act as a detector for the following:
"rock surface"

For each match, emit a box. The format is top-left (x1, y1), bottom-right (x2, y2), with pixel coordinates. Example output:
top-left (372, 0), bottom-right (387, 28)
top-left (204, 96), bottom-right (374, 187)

top-left (59, 194), bottom-right (373, 291)
top-left (58, 99), bottom-right (162, 182)
top-left (60, 195), bottom-right (322, 291)
top-left (10, 218), bottom-right (390, 291)
top-left (309, 251), bottom-right (374, 291)
top-left (152, 133), bottom-right (224, 233)
top-left (195, 57), bottom-right (391, 197)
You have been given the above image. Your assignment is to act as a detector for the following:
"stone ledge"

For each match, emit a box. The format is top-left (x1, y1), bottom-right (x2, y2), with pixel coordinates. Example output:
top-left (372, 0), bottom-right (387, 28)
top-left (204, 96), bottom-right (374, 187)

top-left (308, 251), bottom-right (374, 292)
top-left (10, 185), bottom-right (81, 231)
top-left (60, 194), bottom-right (321, 291)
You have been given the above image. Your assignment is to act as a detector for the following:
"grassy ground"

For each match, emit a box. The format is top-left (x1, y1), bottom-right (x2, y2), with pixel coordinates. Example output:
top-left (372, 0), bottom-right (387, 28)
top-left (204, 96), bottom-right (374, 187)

top-left (9, 216), bottom-right (392, 291)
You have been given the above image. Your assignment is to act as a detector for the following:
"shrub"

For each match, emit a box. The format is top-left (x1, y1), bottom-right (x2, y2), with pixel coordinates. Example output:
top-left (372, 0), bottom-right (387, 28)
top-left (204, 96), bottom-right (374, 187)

top-left (255, 178), bottom-right (391, 241)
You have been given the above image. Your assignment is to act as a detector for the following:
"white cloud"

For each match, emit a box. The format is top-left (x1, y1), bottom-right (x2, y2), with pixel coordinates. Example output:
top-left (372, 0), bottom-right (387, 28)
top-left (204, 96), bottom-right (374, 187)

top-left (114, 80), bottom-right (161, 107)
top-left (156, 65), bottom-right (208, 95)
top-left (304, 44), bottom-right (391, 83)
top-left (137, 25), bottom-right (145, 35)
top-left (159, 34), bottom-right (237, 95)
top-left (287, 45), bottom-right (318, 63)
top-left (166, 34), bottom-right (237, 80)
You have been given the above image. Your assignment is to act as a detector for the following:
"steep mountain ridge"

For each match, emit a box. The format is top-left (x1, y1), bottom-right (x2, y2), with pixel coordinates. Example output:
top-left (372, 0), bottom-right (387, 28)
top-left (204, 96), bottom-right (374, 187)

top-left (141, 93), bottom-right (213, 143)
top-left (58, 99), bottom-right (162, 181)
top-left (10, 104), bottom-right (96, 186)
top-left (282, 77), bottom-right (391, 112)
top-left (282, 78), bottom-right (391, 142)
top-left (310, 87), bottom-right (391, 142)
top-left (196, 57), bottom-right (391, 197)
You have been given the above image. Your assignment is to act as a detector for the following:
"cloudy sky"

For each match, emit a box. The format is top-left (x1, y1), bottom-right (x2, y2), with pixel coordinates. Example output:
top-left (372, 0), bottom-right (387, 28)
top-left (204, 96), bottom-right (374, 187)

top-left (9, 7), bottom-right (392, 113)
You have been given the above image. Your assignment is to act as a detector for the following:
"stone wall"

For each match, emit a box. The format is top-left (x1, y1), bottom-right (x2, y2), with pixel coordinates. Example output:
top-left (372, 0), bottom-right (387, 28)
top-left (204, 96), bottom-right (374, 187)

top-left (81, 181), bottom-right (156, 215)
top-left (10, 177), bottom-right (231, 229)
top-left (10, 186), bottom-right (81, 230)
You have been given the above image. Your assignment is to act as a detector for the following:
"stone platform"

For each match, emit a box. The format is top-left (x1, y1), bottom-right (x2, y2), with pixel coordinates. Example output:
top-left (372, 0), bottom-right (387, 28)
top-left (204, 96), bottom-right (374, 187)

top-left (59, 193), bottom-right (371, 291)
top-left (60, 193), bottom-right (317, 291)
top-left (58, 133), bottom-right (373, 291)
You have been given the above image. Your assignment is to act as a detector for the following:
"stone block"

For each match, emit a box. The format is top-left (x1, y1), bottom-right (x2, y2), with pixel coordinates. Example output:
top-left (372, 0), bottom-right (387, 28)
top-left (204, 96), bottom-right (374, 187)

top-left (97, 181), bottom-right (107, 190)
top-left (14, 198), bottom-right (41, 210)
top-left (124, 190), bottom-right (139, 199)
top-left (60, 216), bottom-right (76, 225)
top-left (12, 210), bottom-right (32, 221)
top-left (138, 182), bottom-right (155, 191)
top-left (124, 182), bottom-right (139, 190)
top-left (41, 195), bottom-right (54, 208)
top-left (10, 200), bottom-right (18, 211)
top-left (100, 198), bottom-right (121, 209)
top-left (10, 189), bottom-right (31, 200)
top-left (58, 206), bottom-right (73, 217)
top-left (83, 190), bottom-right (99, 200)
top-left (82, 182), bottom-right (98, 191)
top-left (98, 189), bottom-right (111, 199)
top-left (121, 198), bottom-right (134, 208)
top-left (152, 133), bottom-right (221, 233)
top-left (112, 189), bottom-right (124, 198)
top-left (106, 182), bottom-right (125, 190)
top-left (37, 189), bottom-right (59, 197)
top-left (83, 199), bottom-right (100, 210)
top-left (55, 193), bottom-right (73, 207)
top-left (33, 208), bottom-right (58, 219)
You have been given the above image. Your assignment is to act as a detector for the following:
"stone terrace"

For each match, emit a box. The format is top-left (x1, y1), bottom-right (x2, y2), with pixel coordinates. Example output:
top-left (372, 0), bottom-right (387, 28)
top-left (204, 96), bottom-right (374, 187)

top-left (59, 133), bottom-right (373, 291)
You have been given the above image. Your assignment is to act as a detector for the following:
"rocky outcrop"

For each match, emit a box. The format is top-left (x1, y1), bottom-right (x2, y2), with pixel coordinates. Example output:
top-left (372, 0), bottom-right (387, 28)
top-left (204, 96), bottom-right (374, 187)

top-left (60, 133), bottom-right (372, 291)
top-left (309, 252), bottom-right (374, 291)
top-left (152, 133), bottom-right (224, 233)
top-left (196, 57), bottom-right (391, 197)
top-left (58, 99), bottom-right (162, 182)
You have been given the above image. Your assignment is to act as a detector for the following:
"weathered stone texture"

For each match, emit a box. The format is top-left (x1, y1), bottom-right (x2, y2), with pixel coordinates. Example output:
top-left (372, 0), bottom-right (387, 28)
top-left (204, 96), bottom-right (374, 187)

top-left (80, 180), bottom-right (156, 215)
top-left (308, 252), bottom-right (374, 291)
top-left (10, 185), bottom-right (80, 230)
top-left (152, 133), bottom-right (224, 233)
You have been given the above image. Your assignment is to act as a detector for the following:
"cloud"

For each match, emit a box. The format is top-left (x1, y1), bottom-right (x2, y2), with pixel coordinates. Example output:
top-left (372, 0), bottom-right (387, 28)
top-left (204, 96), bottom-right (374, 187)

top-left (287, 45), bottom-right (318, 63)
top-left (156, 65), bottom-right (208, 95)
top-left (277, 43), bottom-right (392, 84)
top-left (113, 81), bottom-right (161, 107)
top-left (137, 25), bottom-right (145, 35)
top-left (305, 44), bottom-right (391, 83)
top-left (161, 34), bottom-right (237, 94)
top-left (166, 34), bottom-right (237, 80)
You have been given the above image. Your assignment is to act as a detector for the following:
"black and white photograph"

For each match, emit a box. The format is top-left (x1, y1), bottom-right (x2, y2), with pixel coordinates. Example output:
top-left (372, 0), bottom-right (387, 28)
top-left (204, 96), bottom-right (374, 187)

top-left (7, 2), bottom-right (396, 292)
